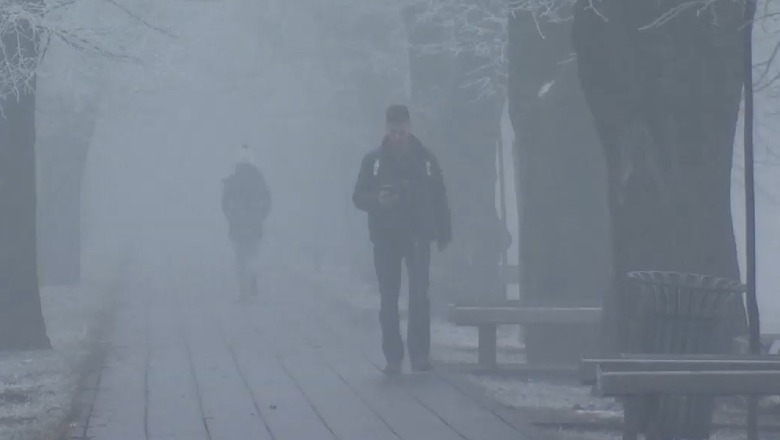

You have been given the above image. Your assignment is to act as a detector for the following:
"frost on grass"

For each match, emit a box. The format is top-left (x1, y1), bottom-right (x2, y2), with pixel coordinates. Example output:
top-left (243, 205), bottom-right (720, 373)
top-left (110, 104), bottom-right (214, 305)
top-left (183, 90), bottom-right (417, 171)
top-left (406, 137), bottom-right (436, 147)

top-left (470, 375), bottom-right (610, 411)
top-left (0, 286), bottom-right (108, 440)
top-left (467, 370), bottom-right (780, 440)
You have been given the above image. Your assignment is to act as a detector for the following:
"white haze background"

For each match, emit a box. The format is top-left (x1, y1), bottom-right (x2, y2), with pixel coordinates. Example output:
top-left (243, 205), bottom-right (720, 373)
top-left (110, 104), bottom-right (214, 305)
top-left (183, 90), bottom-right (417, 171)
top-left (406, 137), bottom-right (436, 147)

top-left (30, 0), bottom-right (780, 331)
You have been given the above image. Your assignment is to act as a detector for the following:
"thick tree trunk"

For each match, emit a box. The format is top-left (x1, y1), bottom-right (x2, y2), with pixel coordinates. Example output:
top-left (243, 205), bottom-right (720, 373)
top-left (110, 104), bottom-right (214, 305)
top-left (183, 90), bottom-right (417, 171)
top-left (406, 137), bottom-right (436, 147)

top-left (403, 5), bottom-right (507, 306)
top-left (507, 7), bottom-right (610, 362)
top-left (0, 14), bottom-right (51, 350)
top-left (39, 105), bottom-right (97, 286)
top-left (572, 0), bottom-right (745, 352)
top-left (443, 58), bottom-right (506, 304)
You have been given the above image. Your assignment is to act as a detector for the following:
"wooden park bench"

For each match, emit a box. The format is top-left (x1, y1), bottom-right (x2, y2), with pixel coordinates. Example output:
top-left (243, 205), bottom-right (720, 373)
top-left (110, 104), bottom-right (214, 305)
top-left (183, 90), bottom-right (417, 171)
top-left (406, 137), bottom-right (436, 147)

top-left (447, 264), bottom-right (602, 367)
top-left (578, 271), bottom-right (755, 440)
top-left (581, 354), bottom-right (780, 440)
top-left (581, 354), bottom-right (780, 387)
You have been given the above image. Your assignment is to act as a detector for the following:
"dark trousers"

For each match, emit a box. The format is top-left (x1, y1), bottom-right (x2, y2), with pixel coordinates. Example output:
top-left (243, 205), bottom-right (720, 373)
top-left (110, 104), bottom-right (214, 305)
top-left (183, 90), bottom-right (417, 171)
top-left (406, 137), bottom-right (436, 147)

top-left (373, 239), bottom-right (431, 365)
top-left (232, 238), bottom-right (259, 297)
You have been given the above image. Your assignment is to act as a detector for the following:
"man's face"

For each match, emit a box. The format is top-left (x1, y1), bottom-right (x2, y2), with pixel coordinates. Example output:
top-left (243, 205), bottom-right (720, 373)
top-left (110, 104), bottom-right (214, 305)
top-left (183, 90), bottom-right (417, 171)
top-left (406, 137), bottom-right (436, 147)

top-left (385, 121), bottom-right (411, 145)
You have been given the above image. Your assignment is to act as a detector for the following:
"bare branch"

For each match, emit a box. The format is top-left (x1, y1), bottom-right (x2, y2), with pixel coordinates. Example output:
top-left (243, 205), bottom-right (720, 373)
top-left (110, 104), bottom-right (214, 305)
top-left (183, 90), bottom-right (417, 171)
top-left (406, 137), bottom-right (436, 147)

top-left (0, 0), bottom-right (175, 102)
top-left (639, 0), bottom-right (721, 31)
top-left (98, 0), bottom-right (176, 39)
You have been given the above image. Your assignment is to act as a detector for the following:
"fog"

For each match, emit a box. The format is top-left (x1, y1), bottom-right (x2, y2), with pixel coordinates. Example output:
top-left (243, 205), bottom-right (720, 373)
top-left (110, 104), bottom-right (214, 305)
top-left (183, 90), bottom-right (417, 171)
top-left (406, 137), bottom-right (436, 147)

top-left (72, 0), bottom-right (407, 281)
top-left (33, 0), bottom-right (780, 331)
top-left (14, 1), bottom-right (780, 438)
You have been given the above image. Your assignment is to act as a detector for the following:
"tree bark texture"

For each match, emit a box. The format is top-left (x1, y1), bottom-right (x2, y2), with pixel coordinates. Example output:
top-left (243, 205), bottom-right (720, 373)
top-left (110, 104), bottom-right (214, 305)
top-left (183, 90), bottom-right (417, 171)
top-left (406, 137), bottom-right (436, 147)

top-left (507, 5), bottom-right (610, 362)
top-left (572, 0), bottom-right (746, 352)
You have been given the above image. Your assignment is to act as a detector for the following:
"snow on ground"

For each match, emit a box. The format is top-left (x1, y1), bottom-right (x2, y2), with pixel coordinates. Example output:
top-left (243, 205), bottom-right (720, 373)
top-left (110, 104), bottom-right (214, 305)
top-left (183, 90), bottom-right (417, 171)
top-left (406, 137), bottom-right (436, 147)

top-left (0, 285), bottom-right (111, 440)
top-left (472, 375), bottom-right (614, 413)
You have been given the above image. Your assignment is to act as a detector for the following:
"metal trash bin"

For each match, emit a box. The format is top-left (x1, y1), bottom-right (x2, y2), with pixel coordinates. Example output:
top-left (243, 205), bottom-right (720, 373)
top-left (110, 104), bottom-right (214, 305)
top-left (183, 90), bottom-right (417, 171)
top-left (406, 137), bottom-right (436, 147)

top-left (623, 271), bottom-right (746, 440)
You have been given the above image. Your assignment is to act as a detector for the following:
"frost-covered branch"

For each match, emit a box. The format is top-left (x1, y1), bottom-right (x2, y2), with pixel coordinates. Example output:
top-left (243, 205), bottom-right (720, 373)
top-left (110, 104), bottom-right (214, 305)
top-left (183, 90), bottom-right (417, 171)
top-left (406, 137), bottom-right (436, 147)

top-left (512, 0), bottom-right (780, 92)
top-left (509, 0), bottom-right (575, 18)
top-left (0, 0), bottom-right (44, 99)
top-left (404, 0), bottom-right (508, 97)
top-left (0, 0), bottom-right (171, 101)
top-left (403, 0), bottom-right (600, 97)
top-left (638, 0), bottom-right (722, 30)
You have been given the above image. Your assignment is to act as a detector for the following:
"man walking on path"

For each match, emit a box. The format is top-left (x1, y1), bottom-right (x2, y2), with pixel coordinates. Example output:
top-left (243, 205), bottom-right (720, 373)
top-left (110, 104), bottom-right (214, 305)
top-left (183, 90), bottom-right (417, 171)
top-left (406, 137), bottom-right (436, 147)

top-left (353, 105), bottom-right (452, 374)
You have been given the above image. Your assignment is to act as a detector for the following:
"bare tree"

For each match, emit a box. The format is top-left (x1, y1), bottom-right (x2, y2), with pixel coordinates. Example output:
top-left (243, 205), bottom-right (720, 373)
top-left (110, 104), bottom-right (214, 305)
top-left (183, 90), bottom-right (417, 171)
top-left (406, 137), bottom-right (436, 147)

top-left (0, 0), bottom-right (50, 350)
top-left (37, 65), bottom-right (101, 286)
top-left (0, 0), bottom-right (161, 349)
top-left (506, 1), bottom-right (610, 363)
top-left (403, 0), bottom-right (509, 305)
top-left (35, 0), bottom-right (160, 285)
top-left (572, 0), bottom-right (748, 352)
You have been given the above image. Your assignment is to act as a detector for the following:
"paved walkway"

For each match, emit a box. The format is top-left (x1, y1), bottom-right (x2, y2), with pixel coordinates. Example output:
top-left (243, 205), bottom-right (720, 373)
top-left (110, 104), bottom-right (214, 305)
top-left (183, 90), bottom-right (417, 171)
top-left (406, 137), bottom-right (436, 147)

top-left (77, 263), bottom-right (531, 440)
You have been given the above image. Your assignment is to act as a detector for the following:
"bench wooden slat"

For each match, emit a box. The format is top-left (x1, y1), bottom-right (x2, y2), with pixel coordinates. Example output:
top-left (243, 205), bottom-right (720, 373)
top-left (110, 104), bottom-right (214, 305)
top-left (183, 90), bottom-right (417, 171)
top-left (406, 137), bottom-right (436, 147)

top-left (581, 355), bottom-right (780, 384)
top-left (587, 353), bottom-right (780, 361)
top-left (597, 370), bottom-right (780, 396)
top-left (448, 306), bottom-right (602, 326)
top-left (447, 302), bottom-right (601, 368)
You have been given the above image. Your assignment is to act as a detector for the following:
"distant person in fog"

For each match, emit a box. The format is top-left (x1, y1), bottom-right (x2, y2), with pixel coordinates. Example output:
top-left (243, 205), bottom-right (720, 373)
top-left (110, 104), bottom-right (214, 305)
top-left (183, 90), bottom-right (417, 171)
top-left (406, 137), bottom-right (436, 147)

top-left (353, 105), bottom-right (452, 374)
top-left (222, 144), bottom-right (271, 299)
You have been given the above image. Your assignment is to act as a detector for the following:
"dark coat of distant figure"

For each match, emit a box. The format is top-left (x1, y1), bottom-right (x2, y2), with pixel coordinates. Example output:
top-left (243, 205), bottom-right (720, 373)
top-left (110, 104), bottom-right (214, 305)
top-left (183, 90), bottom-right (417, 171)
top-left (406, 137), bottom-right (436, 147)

top-left (222, 163), bottom-right (271, 243)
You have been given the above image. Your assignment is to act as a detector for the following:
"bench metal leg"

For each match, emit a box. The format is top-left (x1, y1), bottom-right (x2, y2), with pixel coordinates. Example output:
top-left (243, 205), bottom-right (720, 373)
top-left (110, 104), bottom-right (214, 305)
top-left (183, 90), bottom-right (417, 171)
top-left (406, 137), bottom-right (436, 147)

top-left (478, 324), bottom-right (497, 368)
top-left (622, 397), bottom-right (641, 440)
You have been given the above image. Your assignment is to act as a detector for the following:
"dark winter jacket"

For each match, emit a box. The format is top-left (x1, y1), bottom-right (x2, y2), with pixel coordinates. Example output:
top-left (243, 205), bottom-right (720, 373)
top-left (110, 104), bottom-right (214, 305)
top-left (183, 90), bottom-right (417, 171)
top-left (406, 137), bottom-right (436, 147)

top-left (221, 163), bottom-right (271, 241)
top-left (353, 135), bottom-right (452, 245)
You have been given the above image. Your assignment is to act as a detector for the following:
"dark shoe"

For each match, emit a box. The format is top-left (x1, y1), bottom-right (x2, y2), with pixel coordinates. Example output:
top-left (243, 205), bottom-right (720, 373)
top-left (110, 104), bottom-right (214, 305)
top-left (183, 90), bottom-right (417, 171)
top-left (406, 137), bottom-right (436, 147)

top-left (382, 363), bottom-right (402, 375)
top-left (411, 359), bottom-right (432, 372)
